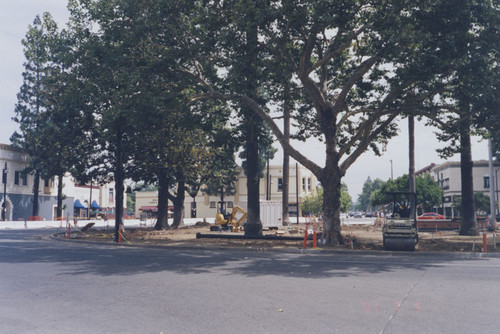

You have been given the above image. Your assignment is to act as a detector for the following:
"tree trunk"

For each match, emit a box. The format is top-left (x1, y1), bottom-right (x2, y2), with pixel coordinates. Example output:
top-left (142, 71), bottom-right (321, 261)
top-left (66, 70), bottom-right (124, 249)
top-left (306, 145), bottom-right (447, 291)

top-left (114, 128), bottom-right (125, 242)
top-left (32, 170), bottom-right (40, 217)
top-left (170, 180), bottom-right (185, 229)
top-left (282, 79), bottom-right (291, 226)
top-left (408, 116), bottom-right (416, 221)
top-left (321, 165), bottom-right (344, 245)
top-left (459, 120), bottom-right (478, 235)
top-left (56, 171), bottom-right (63, 219)
top-left (154, 169), bottom-right (170, 230)
top-left (242, 5), bottom-right (262, 236)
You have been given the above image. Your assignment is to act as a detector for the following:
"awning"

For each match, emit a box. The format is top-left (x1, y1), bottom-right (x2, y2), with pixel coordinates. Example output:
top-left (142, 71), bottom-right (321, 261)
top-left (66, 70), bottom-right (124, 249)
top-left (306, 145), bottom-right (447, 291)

top-left (139, 206), bottom-right (174, 212)
top-left (139, 206), bottom-right (158, 212)
top-left (74, 199), bottom-right (86, 209)
top-left (91, 200), bottom-right (102, 210)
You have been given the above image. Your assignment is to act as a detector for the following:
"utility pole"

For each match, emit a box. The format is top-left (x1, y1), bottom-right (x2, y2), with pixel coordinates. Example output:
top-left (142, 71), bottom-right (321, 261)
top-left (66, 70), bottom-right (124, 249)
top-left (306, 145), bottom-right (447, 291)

top-left (2, 162), bottom-right (7, 221)
top-left (266, 152), bottom-right (270, 201)
top-left (390, 160), bottom-right (394, 181)
top-left (296, 163), bottom-right (299, 225)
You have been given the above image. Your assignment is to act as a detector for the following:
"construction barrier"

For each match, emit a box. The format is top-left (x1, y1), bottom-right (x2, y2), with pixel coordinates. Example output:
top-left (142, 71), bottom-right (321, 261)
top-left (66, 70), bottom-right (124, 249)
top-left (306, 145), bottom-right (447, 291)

top-left (303, 217), bottom-right (321, 249)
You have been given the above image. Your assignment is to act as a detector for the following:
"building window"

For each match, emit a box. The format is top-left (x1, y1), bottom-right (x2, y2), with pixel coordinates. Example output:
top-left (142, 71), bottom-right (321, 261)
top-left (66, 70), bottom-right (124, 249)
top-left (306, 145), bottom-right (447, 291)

top-left (22, 173), bottom-right (27, 186)
top-left (227, 201), bottom-right (233, 209)
top-left (209, 201), bottom-right (216, 208)
top-left (443, 178), bottom-right (450, 190)
top-left (277, 178), bottom-right (283, 192)
top-left (109, 189), bottom-right (114, 203)
top-left (302, 178), bottom-right (306, 191)
top-left (308, 178), bottom-right (311, 191)
top-left (484, 175), bottom-right (490, 189)
top-left (14, 171), bottom-right (20, 185)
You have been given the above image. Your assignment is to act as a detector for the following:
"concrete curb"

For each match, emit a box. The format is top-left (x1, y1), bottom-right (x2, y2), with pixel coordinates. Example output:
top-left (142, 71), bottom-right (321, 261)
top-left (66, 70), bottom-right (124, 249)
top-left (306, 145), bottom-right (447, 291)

top-left (47, 233), bottom-right (500, 259)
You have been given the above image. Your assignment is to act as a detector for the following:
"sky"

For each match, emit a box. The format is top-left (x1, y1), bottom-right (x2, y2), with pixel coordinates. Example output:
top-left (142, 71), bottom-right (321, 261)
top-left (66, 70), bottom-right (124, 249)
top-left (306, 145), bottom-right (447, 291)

top-left (0, 1), bottom-right (491, 200)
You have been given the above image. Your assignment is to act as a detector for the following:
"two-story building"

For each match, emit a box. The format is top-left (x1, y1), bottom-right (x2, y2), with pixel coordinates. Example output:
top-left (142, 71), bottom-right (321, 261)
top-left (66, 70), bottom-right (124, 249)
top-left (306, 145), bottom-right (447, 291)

top-left (135, 164), bottom-right (318, 221)
top-left (0, 143), bottom-right (124, 221)
top-left (428, 160), bottom-right (500, 218)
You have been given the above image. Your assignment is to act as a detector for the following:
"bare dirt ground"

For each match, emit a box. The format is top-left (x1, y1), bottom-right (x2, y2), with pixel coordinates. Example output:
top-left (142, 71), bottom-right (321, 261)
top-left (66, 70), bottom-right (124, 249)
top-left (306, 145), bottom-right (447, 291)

top-left (63, 222), bottom-right (500, 253)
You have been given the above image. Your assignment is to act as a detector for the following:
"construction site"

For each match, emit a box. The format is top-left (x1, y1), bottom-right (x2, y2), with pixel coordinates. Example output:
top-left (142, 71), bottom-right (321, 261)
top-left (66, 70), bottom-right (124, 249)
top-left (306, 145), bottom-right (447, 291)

top-left (58, 217), bottom-right (500, 254)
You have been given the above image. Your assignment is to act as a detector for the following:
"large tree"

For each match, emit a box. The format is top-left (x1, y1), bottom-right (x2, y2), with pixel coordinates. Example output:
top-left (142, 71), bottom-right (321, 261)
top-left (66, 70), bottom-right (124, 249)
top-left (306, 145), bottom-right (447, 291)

top-left (357, 177), bottom-right (384, 212)
top-left (371, 174), bottom-right (443, 214)
top-left (12, 13), bottom-right (66, 218)
top-left (187, 1), bottom-right (471, 244)
top-left (302, 183), bottom-right (352, 216)
top-left (430, 0), bottom-right (499, 235)
top-left (68, 0), bottom-right (145, 241)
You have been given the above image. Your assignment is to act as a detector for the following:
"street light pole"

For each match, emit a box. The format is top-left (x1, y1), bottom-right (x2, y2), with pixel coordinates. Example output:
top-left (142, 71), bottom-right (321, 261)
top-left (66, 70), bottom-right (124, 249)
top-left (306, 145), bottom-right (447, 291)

top-left (2, 162), bottom-right (7, 221)
top-left (496, 168), bottom-right (499, 216)
top-left (390, 160), bottom-right (393, 181)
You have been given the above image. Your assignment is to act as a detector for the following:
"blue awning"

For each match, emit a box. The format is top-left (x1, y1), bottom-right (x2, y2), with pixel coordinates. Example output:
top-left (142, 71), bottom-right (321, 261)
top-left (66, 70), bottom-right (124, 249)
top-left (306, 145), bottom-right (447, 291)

top-left (91, 200), bottom-right (102, 210)
top-left (74, 199), bottom-right (86, 209)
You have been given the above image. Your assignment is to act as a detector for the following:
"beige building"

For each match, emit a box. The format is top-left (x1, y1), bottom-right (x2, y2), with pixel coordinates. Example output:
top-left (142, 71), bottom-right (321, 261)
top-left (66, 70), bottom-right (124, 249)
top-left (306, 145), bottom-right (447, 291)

top-left (135, 164), bottom-right (318, 220)
top-left (429, 160), bottom-right (500, 218)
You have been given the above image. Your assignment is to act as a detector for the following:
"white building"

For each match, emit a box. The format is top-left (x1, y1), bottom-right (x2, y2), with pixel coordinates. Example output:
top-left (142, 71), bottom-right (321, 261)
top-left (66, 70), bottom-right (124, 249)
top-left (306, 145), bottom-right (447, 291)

top-left (135, 164), bottom-right (318, 221)
top-left (72, 181), bottom-right (124, 219)
top-left (429, 160), bottom-right (500, 218)
top-left (0, 143), bottom-right (125, 221)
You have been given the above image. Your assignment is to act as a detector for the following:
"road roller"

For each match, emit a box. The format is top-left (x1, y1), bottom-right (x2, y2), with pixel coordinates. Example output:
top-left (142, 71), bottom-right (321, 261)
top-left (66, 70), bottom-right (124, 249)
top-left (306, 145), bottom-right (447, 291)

top-left (382, 192), bottom-right (418, 251)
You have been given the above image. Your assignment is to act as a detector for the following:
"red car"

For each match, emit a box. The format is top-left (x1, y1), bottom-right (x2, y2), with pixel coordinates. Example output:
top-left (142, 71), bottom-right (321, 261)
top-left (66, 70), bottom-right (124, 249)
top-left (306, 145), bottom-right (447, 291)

top-left (417, 212), bottom-right (445, 220)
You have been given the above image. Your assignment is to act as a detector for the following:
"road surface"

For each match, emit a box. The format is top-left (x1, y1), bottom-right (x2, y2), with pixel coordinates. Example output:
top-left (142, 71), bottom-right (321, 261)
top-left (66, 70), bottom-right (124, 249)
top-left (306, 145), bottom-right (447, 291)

top-left (1, 229), bottom-right (499, 333)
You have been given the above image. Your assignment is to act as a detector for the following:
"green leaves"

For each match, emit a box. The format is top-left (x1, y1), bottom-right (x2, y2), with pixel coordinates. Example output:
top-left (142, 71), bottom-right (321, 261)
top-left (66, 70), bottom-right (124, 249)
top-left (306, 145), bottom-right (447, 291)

top-left (371, 174), bottom-right (443, 212)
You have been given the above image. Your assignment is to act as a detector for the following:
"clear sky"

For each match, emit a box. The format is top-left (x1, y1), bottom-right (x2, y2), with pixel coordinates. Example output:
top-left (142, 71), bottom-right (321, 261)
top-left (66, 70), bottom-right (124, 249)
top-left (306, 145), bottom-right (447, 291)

top-left (0, 1), bottom-right (490, 200)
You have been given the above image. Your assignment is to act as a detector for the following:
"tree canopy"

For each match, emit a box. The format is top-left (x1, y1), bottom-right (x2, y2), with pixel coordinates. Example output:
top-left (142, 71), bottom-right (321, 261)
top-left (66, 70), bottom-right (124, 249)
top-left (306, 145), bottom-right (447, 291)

top-left (302, 183), bottom-right (352, 216)
top-left (371, 174), bottom-right (443, 213)
top-left (12, 0), bottom-right (498, 244)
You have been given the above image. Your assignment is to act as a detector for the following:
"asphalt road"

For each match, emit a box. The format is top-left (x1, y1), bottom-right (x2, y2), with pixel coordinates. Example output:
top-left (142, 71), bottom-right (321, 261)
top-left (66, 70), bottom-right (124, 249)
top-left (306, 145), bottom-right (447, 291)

top-left (1, 229), bottom-right (499, 334)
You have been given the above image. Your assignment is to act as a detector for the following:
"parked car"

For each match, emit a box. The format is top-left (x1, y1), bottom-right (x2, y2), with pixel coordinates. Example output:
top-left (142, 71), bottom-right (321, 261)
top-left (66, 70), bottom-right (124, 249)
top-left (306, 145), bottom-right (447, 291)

top-left (353, 212), bottom-right (363, 218)
top-left (365, 212), bottom-right (374, 218)
top-left (417, 212), bottom-right (445, 220)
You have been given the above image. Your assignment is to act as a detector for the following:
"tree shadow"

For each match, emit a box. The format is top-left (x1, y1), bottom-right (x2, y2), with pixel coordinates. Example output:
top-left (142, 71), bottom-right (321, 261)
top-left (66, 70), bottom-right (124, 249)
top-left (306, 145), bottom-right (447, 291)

top-left (0, 230), bottom-right (491, 279)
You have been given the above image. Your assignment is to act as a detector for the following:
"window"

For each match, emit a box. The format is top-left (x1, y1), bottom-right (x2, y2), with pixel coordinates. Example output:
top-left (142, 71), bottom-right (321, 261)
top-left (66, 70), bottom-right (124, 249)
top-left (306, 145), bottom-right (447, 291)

top-left (277, 178), bottom-right (283, 192)
top-left (484, 175), bottom-right (490, 189)
top-left (14, 171), bottom-right (20, 185)
top-left (22, 173), bottom-right (27, 186)
top-left (227, 201), bottom-right (233, 209)
top-left (308, 178), bottom-right (311, 191)
top-left (302, 178), bottom-right (306, 191)
top-left (443, 178), bottom-right (450, 190)
top-left (209, 201), bottom-right (216, 208)
top-left (190, 201), bottom-right (197, 218)
top-left (109, 189), bottom-right (114, 203)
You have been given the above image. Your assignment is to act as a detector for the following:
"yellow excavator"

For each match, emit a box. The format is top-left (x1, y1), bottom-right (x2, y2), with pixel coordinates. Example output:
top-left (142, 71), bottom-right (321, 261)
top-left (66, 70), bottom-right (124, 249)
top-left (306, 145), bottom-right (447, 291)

top-left (212, 206), bottom-right (247, 232)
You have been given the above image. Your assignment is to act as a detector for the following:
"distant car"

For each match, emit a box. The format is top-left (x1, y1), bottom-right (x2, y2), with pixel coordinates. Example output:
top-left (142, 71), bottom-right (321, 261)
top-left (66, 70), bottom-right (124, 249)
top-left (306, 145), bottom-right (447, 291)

top-left (365, 212), bottom-right (374, 218)
top-left (417, 212), bottom-right (445, 220)
top-left (353, 212), bottom-right (362, 218)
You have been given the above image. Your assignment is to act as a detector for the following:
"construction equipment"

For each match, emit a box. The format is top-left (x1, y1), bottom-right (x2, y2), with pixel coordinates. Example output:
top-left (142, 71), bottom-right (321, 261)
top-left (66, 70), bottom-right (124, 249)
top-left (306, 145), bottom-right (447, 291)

top-left (382, 192), bottom-right (418, 251)
top-left (211, 206), bottom-right (247, 232)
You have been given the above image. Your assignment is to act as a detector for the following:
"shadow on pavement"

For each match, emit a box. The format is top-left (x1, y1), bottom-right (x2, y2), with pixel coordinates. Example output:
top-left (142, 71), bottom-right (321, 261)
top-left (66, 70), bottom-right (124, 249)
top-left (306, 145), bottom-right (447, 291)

top-left (0, 229), bottom-right (492, 279)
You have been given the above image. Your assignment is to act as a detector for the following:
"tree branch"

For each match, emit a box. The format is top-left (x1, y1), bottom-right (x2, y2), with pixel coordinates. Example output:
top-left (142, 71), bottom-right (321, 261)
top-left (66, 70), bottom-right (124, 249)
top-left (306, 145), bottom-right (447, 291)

top-left (237, 94), bottom-right (323, 178)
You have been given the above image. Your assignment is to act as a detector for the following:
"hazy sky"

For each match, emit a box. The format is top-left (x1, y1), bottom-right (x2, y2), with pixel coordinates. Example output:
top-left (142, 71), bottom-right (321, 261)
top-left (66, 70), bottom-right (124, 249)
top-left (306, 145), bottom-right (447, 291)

top-left (0, 1), bottom-right (490, 199)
